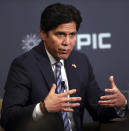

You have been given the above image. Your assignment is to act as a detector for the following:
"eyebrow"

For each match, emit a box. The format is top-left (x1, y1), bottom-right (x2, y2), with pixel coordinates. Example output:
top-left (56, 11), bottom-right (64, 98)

top-left (55, 31), bottom-right (77, 35)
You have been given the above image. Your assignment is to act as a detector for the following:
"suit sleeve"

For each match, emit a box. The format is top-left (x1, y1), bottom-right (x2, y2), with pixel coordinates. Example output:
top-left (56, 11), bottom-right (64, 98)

top-left (1, 58), bottom-right (36, 131)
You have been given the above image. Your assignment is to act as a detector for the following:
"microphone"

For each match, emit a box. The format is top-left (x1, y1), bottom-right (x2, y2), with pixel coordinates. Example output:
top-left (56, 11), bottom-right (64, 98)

top-left (61, 81), bottom-right (66, 90)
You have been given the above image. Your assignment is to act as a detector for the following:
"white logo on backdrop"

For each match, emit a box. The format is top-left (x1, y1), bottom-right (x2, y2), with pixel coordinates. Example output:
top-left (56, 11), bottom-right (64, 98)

top-left (77, 33), bottom-right (112, 50)
top-left (21, 34), bottom-right (41, 52)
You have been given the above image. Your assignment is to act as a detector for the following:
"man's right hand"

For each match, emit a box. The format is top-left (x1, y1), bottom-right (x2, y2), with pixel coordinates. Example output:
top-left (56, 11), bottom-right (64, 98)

top-left (44, 84), bottom-right (82, 112)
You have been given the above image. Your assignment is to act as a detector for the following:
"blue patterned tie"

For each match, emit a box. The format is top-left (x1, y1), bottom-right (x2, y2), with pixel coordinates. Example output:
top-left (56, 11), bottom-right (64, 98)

top-left (55, 62), bottom-right (71, 131)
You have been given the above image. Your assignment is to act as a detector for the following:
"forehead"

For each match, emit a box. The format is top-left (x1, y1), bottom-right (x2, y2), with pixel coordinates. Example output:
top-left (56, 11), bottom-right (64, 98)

top-left (52, 21), bottom-right (77, 33)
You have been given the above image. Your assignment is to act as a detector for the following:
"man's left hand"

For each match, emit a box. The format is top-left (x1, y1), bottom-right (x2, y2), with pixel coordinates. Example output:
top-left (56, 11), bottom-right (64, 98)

top-left (98, 76), bottom-right (126, 107)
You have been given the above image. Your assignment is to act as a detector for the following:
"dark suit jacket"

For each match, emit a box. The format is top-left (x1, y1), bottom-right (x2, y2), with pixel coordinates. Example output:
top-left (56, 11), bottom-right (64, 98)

top-left (1, 41), bottom-right (118, 131)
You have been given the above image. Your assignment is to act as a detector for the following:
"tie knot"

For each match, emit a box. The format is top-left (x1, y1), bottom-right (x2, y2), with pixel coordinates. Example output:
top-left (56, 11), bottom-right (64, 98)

top-left (55, 61), bottom-right (62, 68)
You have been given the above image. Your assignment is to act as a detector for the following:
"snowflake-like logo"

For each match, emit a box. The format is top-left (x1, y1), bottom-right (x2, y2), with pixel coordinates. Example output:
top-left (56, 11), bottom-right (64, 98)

top-left (21, 34), bottom-right (41, 52)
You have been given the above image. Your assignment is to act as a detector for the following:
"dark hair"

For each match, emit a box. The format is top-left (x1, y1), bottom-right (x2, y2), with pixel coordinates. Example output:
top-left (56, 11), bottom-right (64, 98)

top-left (40, 3), bottom-right (82, 33)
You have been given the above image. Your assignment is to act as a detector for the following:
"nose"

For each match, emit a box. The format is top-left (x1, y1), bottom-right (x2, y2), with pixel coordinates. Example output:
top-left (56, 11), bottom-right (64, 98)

top-left (62, 36), bottom-right (70, 46)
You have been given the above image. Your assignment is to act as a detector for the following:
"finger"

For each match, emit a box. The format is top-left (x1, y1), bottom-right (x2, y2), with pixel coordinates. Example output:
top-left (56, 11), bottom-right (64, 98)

top-left (58, 89), bottom-right (77, 97)
top-left (109, 76), bottom-right (116, 89)
top-left (63, 108), bottom-right (74, 112)
top-left (61, 97), bottom-right (82, 103)
top-left (62, 103), bottom-right (80, 108)
top-left (50, 84), bottom-right (57, 94)
top-left (104, 88), bottom-right (116, 94)
top-left (100, 94), bottom-right (116, 100)
top-left (98, 99), bottom-right (116, 105)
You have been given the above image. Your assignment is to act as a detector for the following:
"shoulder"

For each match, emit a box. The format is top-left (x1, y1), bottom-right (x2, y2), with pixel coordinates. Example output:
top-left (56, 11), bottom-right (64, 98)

top-left (12, 51), bottom-right (33, 66)
top-left (9, 47), bottom-right (40, 74)
top-left (12, 41), bottom-right (45, 65)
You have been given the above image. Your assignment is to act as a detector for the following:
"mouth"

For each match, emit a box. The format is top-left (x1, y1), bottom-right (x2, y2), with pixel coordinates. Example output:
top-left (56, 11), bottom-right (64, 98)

top-left (58, 49), bottom-right (70, 54)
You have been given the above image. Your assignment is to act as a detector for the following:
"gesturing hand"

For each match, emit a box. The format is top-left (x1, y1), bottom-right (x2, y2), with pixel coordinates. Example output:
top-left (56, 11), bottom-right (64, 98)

top-left (98, 76), bottom-right (126, 107)
top-left (44, 84), bottom-right (82, 112)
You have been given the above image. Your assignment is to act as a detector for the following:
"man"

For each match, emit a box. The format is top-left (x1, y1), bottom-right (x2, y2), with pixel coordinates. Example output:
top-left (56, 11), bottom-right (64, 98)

top-left (1, 3), bottom-right (128, 131)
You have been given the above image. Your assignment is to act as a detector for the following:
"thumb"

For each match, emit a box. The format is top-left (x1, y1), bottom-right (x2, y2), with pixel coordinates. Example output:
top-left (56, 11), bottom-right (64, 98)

top-left (50, 83), bottom-right (57, 94)
top-left (109, 75), bottom-right (116, 89)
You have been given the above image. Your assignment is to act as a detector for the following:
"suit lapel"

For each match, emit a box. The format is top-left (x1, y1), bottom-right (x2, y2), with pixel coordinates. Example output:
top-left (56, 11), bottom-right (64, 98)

top-left (64, 55), bottom-right (80, 95)
top-left (32, 41), bottom-right (55, 90)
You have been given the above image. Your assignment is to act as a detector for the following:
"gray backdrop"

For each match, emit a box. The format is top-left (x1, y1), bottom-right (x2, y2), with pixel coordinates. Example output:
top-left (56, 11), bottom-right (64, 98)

top-left (0, 0), bottom-right (129, 122)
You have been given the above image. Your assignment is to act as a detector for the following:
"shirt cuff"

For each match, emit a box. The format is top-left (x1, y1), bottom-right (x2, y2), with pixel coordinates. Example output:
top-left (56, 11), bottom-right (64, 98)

top-left (32, 103), bottom-right (44, 121)
top-left (115, 99), bottom-right (128, 118)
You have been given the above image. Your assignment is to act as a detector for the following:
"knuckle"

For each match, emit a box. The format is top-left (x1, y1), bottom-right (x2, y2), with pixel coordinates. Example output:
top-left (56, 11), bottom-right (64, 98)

top-left (68, 102), bottom-right (71, 107)
top-left (59, 103), bottom-right (63, 108)
top-left (70, 98), bottom-right (73, 101)
top-left (67, 98), bottom-right (70, 101)
top-left (73, 104), bottom-right (76, 107)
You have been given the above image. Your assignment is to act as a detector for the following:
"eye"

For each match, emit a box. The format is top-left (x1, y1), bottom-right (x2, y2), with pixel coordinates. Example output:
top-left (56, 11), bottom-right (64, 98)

top-left (69, 32), bottom-right (76, 37)
top-left (55, 32), bottom-right (65, 37)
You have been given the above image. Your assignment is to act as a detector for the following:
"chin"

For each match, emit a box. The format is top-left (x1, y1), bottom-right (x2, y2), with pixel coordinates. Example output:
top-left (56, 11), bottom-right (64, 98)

top-left (59, 55), bottom-right (70, 60)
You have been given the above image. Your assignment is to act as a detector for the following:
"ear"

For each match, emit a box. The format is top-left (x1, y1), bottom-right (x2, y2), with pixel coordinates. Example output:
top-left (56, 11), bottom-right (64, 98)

top-left (40, 29), bottom-right (47, 40)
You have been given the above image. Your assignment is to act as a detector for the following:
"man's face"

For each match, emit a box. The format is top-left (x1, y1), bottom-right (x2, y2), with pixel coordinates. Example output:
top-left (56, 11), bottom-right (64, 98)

top-left (40, 21), bottom-right (77, 60)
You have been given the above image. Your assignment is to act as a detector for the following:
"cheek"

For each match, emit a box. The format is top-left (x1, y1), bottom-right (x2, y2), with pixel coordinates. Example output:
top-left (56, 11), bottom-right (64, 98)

top-left (51, 37), bottom-right (61, 47)
top-left (53, 41), bottom-right (61, 49)
top-left (71, 39), bottom-right (76, 48)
